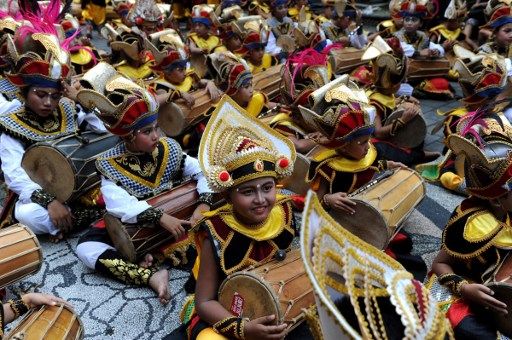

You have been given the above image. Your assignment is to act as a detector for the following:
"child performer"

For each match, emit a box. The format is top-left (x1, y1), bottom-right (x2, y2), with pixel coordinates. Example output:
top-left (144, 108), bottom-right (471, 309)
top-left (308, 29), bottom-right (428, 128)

top-left (478, 0), bottom-right (512, 59)
top-left (75, 75), bottom-right (213, 303)
top-left (171, 95), bottom-right (297, 339)
top-left (431, 132), bottom-right (512, 338)
top-left (0, 15), bottom-right (106, 242)
top-left (301, 76), bottom-right (426, 279)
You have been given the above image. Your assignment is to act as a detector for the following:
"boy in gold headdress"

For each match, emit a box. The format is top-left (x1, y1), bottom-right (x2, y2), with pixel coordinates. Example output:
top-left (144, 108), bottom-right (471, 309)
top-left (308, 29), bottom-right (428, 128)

top-left (169, 95), bottom-right (296, 340)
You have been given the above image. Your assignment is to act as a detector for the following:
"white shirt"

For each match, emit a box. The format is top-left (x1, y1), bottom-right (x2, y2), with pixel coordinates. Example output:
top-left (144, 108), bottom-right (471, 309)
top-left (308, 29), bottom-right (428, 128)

top-left (101, 154), bottom-right (212, 224)
top-left (0, 103), bottom-right (107, 203)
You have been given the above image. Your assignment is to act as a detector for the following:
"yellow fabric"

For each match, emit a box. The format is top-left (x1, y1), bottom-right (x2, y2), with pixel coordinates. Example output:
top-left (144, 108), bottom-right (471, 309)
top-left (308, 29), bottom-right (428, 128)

top-left (464, 212), bottom-right (512, 248)
top-left (245, 91), bottom-right (267, 118)
top-left (116, 61), bottom-right (154, 80)
top-left (429, 24), bottom-right (462, 41)
top-left (440, 172), bottom-right (463, 190)
top-left (197, 328), bottom-right (228, 340)
top-left (70, 48), bottom-right (93, 65)
top-left (311, 144), bottom-right (378, 172)
top-left (192, 256), bottom-right (200, 279)
top-left (437, 107), bottom-right (467, 117)
top-left (82, 3), bottom-right (106, 25)
top-left (189, 33), bottom-right (221, 53)
top-left (202, 194), bottom-right (290, 241)
top-left (380, 20), bottom-right (396, 29)
top-left (174, 76), bottom-right (194, 92)
top-left (248, 53), bottom-right (273, 74)
top-left (366, 91), bottom-right (396, 111)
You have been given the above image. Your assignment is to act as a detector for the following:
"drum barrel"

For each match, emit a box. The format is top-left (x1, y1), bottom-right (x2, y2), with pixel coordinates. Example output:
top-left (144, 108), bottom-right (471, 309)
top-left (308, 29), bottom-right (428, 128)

top-left (0, 224), bottom-right (43, 288)
top-left (5, 304), bottom-right (84, 340)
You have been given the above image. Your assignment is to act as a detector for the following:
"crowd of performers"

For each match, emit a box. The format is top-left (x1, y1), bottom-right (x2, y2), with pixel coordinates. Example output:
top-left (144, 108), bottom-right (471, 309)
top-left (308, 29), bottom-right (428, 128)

top-left (1, 0), bottom-right (512, 338)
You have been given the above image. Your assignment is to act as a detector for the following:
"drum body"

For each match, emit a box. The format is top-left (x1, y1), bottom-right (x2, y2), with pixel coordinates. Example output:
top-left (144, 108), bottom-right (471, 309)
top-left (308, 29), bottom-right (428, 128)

top-left (384, 109), bottom-right (427, 148)
top-left (218, 249), bottom-right (315, 330)
top-left (21, 132), bottom-right (120, 203)
top-left (253, 64), bottom-right (283, 100)
top-left (105, 181), bottom-right (199, 262)
top-left (328, 48), bottom-right (366, 75)
top-left (330, 169), bottom-right (425, 249)
top-left (158, 90), bottom-right (215, 137)
top-left (485, 254), bottom-right (512, 337)
top-left (0, 224), bottom-right (42, 288)
top-left (407, 58), bottom-right (451, 81)
top-left (5, 304), bottom-right (84, 340)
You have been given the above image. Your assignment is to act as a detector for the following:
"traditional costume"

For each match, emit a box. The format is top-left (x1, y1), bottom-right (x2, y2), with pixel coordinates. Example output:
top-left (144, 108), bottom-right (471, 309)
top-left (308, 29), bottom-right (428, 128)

top-left (430, 133), bottom-right (512, 338)
top-left (0, 4), bottom-right (106, 235)
top-left (237, 30), bottom-right (276, 74)
top-left (417, 52), bottom-right (510, 193)
top-left (170, 95), bottom-right (296, 340)
top-left (363, 36), bottom-right (430, 166)
top-left (478, 0), bottom-right (512, 59)
top-left (300, 75), bottom-right (427, 280)
top-left (394, 1), bottom-right (455, 99)
top-left (74, 70), bottom-right (213, 288)
top-left (188, 5), bottom-right (223, 55)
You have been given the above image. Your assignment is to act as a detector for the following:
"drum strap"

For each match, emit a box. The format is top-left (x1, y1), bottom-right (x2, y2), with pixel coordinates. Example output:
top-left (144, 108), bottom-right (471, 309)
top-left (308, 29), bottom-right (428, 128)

top-left (96, 249), bottom-right (156, 285)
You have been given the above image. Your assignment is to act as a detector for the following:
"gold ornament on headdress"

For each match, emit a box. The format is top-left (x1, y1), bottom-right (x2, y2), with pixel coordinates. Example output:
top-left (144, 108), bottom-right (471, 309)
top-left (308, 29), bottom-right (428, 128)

top-left (300, 191), bottom-right (452, 339)
top-left (199, 95), bottom-right (296, 193)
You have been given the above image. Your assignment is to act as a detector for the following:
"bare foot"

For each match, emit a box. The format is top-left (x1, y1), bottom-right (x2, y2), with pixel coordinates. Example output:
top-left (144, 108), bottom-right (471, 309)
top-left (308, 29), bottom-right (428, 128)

top-left (148, 269), bottom-right (170, 305)
top-left (139, 254), bottom-right (153, 268)
top-left (49, 232), bottom-right (64, 243)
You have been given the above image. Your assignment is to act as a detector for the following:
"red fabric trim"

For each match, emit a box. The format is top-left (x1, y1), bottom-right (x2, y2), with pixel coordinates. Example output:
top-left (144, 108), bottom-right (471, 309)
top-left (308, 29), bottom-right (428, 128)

top-left (447, 299), bottom-right (473, 328)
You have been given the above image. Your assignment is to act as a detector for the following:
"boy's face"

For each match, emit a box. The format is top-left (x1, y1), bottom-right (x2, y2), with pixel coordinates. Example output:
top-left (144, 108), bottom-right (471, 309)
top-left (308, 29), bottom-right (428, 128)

top-left (495, 23), bottom-right (512, 48)
top-left (226, 35), bottom-right (242, 52)
top-left (193, 22), bottom-right (209, 37)
top-left (248, 47), bottom-right (265, 65)
top-left (273, 5), bottom-right (288, 20)
top-left (337, 135), bottom-right (371, 160)
top-left (26, 86), bottom-right (62, 117)
top-left (403, 16), bottom-right (421, 33)
top-left (228, 177), bottom-right (277, 225)
top-left (231, 81), bottom-right (254, 108)
top-left (164, 65), bottom-right (186, 85)
top-left (129, 122), bottom-right (160, 154)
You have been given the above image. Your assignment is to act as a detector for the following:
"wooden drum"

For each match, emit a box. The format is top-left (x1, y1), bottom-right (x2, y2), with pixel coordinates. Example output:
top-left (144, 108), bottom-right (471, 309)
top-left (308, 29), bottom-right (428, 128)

top-left (5, 304), bottom-right (83, 340)
top-left (407, 58), bottom-right (451, 81)
top-left (158, 89), bottom-right (216, 137)
top-left (105, 180), bottom-right (199, 262)
top-left (328, 47), bottom-right (367, 75)
top-left (0, 224), bottom-right (42, 289)
top-left (21, 132), bottom-right (120, 203)
top-left (218, 249), bottom-right (315, 331)
top-left (384, 109), bottom-right (427, 149)
top-left (329, 168), bottom-right (426, 249)
top-left (485, 253), bottom-right (512, 337)
top-left (253, 64), bottom-right (284, 101)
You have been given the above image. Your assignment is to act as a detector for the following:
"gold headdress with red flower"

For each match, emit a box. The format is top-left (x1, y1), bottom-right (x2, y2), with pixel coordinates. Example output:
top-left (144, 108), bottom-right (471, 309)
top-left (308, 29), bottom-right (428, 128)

top-left (199, 95), bottom-right (296, 192)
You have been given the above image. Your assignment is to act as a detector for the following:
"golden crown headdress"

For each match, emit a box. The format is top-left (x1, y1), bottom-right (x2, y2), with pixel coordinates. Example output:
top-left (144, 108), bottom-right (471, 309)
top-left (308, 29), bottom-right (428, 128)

top-left (199, 95), bottom-right (296, 192)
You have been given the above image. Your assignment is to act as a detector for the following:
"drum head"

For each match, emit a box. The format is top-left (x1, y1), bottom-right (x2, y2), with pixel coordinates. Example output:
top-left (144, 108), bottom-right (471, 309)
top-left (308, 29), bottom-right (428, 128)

top-left (328, 200), bottom-right (388, 250)
top-left (218, 272), bottom-right (281, 323)
top-left (485, 283), bottom-right (512, 337)
top-left (21, 145), bottom-right (74, 203)
top-left (279, 154), bottom-right (310, 196)
top-left (158, 102), bottom-right (187, 137)
top-left (386, 110), bottom-right (427, 149)
top-left (104, 214), bottom-right (137, 263)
